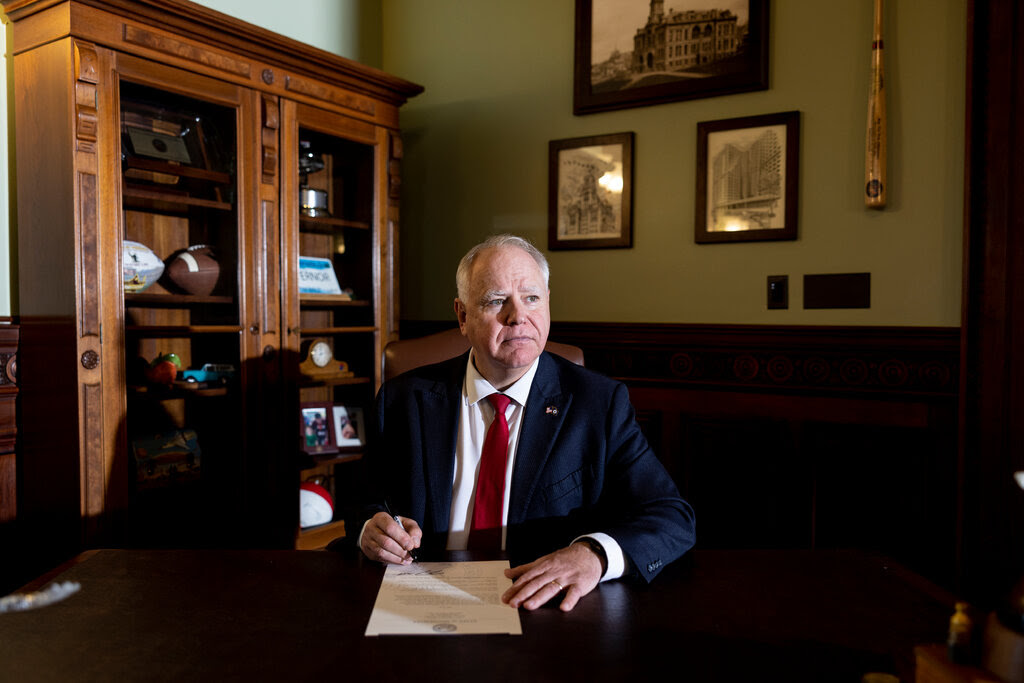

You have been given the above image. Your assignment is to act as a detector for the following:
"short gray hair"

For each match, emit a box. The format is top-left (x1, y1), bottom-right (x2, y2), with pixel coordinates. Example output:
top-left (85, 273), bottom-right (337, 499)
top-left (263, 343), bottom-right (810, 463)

top-left (455, 234), bottom-right (550, 302)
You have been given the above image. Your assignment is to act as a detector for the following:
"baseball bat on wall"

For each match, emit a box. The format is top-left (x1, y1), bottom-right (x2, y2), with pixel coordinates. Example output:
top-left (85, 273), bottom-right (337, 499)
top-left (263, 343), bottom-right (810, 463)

top-left (865, 0), bottom-right (887, 209)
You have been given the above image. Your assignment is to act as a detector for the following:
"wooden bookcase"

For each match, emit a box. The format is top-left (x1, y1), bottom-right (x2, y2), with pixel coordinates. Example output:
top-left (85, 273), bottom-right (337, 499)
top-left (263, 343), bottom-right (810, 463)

top-left (4, 0), bottom-right (421, 560)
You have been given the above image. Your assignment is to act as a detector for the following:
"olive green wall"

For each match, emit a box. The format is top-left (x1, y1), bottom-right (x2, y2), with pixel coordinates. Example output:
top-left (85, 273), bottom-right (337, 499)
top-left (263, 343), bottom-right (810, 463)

top-left (0, 0), bottom-right (967, 328)
top-left (381, 0), bottom-right (966, 326)
top-left (191, 0), bottom-right (381, 68)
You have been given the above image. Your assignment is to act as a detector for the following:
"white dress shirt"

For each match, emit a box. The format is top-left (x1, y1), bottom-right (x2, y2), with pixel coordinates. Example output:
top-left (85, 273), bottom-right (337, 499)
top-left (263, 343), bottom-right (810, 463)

top-left (446, 352), bottom-right (626, 582)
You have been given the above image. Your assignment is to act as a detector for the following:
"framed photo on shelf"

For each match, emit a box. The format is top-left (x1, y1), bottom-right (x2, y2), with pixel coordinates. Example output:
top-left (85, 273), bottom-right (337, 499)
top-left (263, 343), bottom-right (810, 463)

top-left (694, 110), bottom-right (800, 244)
top-left (548, 132), bottom-right (634, 250)
top-left (332, 405), bottom-right (366, 448)
top-left (300, 402), bottom-right (336, 455)
top-left (573, 0), bottom-right (769, 115)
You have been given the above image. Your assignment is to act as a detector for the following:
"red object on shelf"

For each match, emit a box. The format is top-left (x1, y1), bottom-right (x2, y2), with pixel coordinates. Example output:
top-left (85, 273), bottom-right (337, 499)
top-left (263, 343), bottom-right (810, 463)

top-left (145, 360), bottom-right (178, 386)
top-left (299, 481), bottom-right (334, 528)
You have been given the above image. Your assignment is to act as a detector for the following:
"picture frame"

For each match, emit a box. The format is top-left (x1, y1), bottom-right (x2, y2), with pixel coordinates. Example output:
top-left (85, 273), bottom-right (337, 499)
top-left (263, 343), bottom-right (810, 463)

top-left (694, 110), bottom-right (800, 244)
top-left (332, 405), bottom-right (366, 448)
top-left (548, 132), bottom-right (634, 250)
top-left (574, 0), bottom-right (770, 116)
top-left (300, 402), bottom-right (336, 455)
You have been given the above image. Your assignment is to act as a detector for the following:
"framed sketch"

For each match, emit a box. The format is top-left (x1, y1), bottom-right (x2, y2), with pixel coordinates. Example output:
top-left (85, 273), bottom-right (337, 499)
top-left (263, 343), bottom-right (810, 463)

top-left (548, 132), bottom-right (634, 250)
top-left (574, 0), bottom-right (769, 115)
top-left (332, 405), bottom-right (366, 448)
top-left (300, 402), bottom-right (336, 455)
top-left (695, 110), bottom-right (800, 244)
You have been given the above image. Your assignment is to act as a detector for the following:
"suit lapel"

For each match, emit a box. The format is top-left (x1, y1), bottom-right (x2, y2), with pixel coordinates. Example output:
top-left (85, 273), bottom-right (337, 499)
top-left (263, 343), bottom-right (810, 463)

top-left (508, 354), bottom-right (572, 525)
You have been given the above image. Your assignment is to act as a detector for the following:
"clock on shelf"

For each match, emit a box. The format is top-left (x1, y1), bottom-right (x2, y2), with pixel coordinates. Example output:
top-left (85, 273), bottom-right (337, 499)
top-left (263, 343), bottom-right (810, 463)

top-left (299, 338), bottom-right (355, 380)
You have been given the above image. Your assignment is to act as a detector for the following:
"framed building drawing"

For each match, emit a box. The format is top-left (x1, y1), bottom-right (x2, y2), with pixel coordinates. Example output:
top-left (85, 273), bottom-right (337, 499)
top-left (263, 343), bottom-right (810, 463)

top-left (548, 132), bottom-right (634, 250)
top-left (574, 0), bottom-right (770, 115)
top-left (694, 110), bottom-right (800, 244)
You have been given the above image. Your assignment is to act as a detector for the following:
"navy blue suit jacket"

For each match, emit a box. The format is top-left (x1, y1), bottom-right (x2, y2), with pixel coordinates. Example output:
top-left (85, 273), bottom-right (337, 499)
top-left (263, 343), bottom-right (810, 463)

top-left (361, 350), bottom-right (695, 582)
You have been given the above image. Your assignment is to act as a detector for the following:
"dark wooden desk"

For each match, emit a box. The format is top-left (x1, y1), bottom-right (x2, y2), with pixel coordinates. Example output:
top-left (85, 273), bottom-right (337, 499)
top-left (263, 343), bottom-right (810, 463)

top-left (0, 549), bottom-right (954, 682)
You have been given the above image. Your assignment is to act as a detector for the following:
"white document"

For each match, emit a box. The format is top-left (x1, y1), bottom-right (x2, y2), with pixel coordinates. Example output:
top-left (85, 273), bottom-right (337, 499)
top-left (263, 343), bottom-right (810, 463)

top-left (364, 561), bottom-right (523, 636)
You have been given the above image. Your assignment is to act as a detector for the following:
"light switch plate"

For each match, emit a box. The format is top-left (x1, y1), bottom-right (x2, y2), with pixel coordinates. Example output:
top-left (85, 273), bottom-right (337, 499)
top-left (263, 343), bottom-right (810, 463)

top-left (767, 275), bottom-right (788, 309)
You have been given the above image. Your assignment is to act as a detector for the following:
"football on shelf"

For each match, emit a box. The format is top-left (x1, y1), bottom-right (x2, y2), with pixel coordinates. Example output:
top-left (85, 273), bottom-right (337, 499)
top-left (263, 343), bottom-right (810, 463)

top-left (165, 244), bottom-right (220, 296)
top-left (123, 240), bottom-right (164, 293)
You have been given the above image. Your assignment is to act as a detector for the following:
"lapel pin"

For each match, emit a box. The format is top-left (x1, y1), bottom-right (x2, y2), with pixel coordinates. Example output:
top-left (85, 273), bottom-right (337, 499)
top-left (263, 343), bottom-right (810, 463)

top-left (545, 405), bottom-right (558, 416)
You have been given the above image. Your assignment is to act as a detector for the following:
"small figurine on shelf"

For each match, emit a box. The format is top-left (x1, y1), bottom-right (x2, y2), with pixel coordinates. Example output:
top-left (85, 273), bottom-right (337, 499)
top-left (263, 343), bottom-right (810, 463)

top-left (180, 363), bottom-right (236, 386)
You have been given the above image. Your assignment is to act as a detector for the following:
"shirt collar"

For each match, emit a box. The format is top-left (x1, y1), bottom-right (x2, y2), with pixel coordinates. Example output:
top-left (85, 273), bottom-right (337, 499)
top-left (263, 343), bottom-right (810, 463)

top-left (465, 350), bottom-right (540, 408)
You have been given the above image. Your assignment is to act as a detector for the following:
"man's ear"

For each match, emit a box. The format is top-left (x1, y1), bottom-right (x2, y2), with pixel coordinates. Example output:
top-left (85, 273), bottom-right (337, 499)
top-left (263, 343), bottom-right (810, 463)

top-left (454, 299), bottom-right (467, 331)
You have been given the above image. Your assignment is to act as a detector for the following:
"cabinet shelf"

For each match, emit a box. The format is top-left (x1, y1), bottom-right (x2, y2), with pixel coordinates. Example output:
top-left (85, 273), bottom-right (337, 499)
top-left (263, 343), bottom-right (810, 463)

top-left (125, 324), bottom-right (243, 336)
top-left (298, 449), bottom-right (363, 471)
top-left (127, 383), bottom-right (231, 398)
top-left (301, 326), bottom-right (377, 336)
top-left (299, 294), bottom-right (369, 307)
top-left (126, 292), bottom-right (235, 307)
top-left (124, 187), bottom-right (233, 212)
top-left (124, 157), bottom-right (232, 185)
top-left (298, 375), bottom-right (372, 388)
top-left (299, 215), bottom-right (371, 233)
top-left (295, 519), bottom-right (346, 550)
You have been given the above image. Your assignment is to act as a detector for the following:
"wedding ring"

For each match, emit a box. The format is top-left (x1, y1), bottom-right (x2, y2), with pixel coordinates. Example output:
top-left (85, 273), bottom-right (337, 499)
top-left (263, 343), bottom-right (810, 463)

top-left (550, 580), bottom-right (564, 591)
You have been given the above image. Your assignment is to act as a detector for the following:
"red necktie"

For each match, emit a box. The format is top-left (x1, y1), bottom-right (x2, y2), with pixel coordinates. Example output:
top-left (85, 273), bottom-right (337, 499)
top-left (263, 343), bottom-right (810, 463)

top-left (469, 393), bottom-right (511, 549)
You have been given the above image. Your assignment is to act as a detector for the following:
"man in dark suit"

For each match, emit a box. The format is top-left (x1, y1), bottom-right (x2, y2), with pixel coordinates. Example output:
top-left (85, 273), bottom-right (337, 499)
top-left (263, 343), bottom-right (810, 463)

top-left (358, 234), bottom-right (694, 611)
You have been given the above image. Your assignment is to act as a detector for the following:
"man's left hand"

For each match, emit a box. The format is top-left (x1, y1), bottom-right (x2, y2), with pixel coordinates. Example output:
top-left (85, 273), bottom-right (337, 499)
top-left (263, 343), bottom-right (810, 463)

top-left (501, 542), bottom-right (604, 612)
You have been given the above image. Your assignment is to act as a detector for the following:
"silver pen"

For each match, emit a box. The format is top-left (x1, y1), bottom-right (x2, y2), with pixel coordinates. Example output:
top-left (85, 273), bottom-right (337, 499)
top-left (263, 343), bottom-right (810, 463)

top-left (384, 499), bottom-right (418, 562)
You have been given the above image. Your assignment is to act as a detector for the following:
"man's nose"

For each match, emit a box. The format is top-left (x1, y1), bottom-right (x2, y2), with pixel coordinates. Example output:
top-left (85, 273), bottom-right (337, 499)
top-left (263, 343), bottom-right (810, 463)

top-left (503, 298), bottom-right (524, 325)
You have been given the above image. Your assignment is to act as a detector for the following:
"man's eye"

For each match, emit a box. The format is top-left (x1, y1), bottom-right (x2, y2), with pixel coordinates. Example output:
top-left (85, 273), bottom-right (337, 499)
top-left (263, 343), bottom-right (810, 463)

top-left (525, 295), bottom-right (540, 304)
top-left (487, 299), bottom-right (505, 307)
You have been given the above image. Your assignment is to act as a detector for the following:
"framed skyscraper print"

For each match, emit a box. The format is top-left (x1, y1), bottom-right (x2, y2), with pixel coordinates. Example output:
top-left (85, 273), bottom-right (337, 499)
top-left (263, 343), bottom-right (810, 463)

top-left (695, 111), bottom-right (800, 244)
top-left (574, 0), bottom-right (769, 115)
top-left (548, 132), bottom-right (634, 250)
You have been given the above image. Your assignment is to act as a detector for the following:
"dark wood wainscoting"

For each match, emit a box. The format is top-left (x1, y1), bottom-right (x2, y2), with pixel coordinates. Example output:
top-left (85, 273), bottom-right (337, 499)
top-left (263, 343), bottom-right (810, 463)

top-left (0, 319), bottom-right (19, 594)
top-left (401, 321), bottom-right (961, 589)
top-left (0, 319), bottom-right (18, 523)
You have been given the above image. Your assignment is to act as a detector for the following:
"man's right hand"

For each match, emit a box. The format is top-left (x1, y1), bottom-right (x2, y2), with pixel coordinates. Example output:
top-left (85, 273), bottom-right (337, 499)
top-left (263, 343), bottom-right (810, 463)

top-left (359, 511), bottom-right (422, 564)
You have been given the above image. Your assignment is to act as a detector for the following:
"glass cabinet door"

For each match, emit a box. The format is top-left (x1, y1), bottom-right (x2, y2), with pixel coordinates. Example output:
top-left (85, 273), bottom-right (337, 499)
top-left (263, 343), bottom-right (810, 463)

top-left (118, 71), bottom-right (253, 546)
top-left (283, 102), bottom-right (389, 547)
